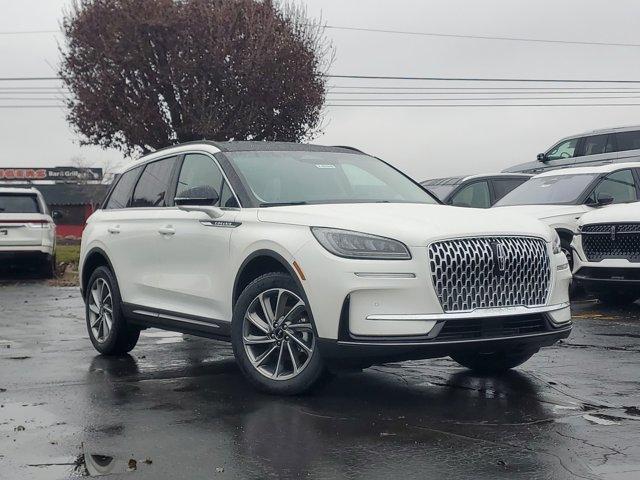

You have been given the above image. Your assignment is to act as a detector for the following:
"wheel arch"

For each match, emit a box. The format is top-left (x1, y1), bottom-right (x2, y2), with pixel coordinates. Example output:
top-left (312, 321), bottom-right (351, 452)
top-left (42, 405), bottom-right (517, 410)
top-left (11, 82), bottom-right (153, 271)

top-left (81, 247), bottom-right (116, 298)
top-left (232, 249), bottom-right (305, 309)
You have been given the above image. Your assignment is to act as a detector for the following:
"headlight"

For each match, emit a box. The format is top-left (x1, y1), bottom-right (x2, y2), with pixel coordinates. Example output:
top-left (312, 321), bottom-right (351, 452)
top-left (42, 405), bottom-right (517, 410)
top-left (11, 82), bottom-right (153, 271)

top-left (551, 230), bottom-right (562, 255)
top-left (311, 227), bottom-right (411, 260)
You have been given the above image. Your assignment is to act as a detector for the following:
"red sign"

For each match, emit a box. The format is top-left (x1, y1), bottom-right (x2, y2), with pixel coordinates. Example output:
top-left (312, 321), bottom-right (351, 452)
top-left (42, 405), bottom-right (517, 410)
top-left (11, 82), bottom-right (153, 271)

top-left (0, 167), bottom-right (102, 182)
top-left (0, 168), bottom-right (47, 180)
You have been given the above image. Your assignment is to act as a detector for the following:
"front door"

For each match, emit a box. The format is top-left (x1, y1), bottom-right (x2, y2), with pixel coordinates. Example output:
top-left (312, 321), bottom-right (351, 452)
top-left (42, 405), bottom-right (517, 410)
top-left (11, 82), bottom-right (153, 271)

top-left (152, 153), bottom-right (240, 323)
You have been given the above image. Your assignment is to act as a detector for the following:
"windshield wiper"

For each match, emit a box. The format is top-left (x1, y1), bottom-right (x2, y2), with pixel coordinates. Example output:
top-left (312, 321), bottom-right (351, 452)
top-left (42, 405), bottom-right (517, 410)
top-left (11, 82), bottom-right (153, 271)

top-left (259, 201), bottom-right (309, 207)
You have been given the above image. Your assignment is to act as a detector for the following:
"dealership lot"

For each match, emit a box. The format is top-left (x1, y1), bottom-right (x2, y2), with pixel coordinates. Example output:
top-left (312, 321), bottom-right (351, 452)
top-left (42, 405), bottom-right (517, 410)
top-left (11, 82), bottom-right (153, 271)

top-left (0, 282), bottom-right (638, 480)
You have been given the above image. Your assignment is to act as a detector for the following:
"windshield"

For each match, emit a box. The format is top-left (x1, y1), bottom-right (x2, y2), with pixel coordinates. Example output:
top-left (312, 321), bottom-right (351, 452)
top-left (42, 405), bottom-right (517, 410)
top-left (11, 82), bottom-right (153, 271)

top-left (226, 151), bottom-right (438, 206)
top-left (0, 194), bottom-right (41, 213)
top-left (495, 174), bottom-right (598, 206)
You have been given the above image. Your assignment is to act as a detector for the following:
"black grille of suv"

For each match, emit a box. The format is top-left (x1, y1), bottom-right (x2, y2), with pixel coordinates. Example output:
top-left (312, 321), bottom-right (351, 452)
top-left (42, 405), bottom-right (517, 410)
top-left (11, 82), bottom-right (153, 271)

top-left (435, 314), bottom-right (548, 342)
top-left (581, 223), bottom-right (640, 263)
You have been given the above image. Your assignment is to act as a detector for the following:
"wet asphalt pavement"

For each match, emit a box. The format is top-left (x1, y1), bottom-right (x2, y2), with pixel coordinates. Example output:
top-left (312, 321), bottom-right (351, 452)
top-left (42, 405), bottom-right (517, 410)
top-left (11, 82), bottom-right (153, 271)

top-left (0, 282), bottom-right (639, 480)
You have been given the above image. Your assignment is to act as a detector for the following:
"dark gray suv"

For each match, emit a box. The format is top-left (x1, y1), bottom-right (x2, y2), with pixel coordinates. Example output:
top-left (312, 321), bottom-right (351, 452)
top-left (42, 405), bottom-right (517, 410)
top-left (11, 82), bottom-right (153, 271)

top-left (505, 126), bottom-right (640, 174)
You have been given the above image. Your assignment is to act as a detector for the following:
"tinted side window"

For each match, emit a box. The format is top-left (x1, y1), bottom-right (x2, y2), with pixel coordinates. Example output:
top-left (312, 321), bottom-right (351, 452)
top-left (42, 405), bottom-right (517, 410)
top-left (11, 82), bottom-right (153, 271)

top-left (105, 167), bottom-right (142, 209)
top-left (580, 135), bottom-right (611, 156)
top-left (546, 138), bottom-right (578, 160)
top-left (615, 131), bottom-right (640, 152)
top-left (177, 153), bottom-right (231, 206)
top-left (587, 169), bottom-right (638, 204)
top-left (131, 157), bottom-right (176, 208)
top-left (450, 181), bottom-right (491, 208)
top-left (492, 178), bottom-right (528, 201)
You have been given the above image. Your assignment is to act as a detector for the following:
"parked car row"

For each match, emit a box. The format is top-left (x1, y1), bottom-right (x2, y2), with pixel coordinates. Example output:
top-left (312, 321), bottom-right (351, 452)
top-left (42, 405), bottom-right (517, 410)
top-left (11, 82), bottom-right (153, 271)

top-left (422, 128), bottom-right (640, 309)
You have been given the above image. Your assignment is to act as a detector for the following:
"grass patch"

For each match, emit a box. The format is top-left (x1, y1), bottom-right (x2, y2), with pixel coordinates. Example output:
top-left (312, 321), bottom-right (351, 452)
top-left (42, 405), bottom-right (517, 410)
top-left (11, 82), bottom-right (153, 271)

top-left (56, 244), bottom-right (81, 266)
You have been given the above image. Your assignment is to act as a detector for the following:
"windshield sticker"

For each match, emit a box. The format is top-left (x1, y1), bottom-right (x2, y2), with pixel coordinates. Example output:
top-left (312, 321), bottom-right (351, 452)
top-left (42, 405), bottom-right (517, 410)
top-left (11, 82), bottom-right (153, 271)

top-left (315, 164), bottom-right (336, 169)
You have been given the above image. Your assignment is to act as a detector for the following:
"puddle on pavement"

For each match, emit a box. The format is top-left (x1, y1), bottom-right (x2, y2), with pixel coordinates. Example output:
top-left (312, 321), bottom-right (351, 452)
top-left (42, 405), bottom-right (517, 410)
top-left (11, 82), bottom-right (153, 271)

top-left (141, 331), bottom-right (184, 344)
top-left (74, 445), bottom-right (150, 477)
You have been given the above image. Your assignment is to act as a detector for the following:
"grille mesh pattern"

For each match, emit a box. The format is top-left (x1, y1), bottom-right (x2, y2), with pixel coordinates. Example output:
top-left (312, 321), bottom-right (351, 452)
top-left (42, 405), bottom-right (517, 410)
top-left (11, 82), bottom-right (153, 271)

top-left (582, 223), bottom-right (640, 263)
top-left (428, 237), bottom-right (551, 313)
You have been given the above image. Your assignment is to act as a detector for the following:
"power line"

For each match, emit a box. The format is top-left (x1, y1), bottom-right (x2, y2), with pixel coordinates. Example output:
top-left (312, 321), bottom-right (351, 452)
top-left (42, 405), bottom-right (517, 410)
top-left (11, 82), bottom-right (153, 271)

top-left (0, 77), bottom-right (61, 82)
top-left (322, 25), bottom-right (640, 48)
top-left (327, 95), bottom-right (640, 101)
top-left (0, 30), bottom-right (59, 35)
top-left (328, 85), bottom-right (640, 91)
top-left (325, 103), bottom-right (640, 108)
top-left (8, 74), bottom-right (640, 84)
top-left (0, 105), bottom-right (63, 108)
top-left (324, 74), bottom-right (640, 83)
top-left (4, 24), bottom-right (639, 49)
top-left (327, 91), bottom-right (640, 96)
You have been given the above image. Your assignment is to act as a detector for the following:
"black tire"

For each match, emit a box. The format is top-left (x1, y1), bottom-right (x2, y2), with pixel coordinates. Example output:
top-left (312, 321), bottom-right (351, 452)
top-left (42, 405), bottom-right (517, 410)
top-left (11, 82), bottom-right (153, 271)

top-left (85, 266), bottom-right (140, 355)
top-left (451, 349), bottom-right (536, 374)
top-left (596, 290), bottom-right (639, 305)
top-left (231, 272), bottom-right (327, 395)
top-left (42, 254), bottom-right (56, 279)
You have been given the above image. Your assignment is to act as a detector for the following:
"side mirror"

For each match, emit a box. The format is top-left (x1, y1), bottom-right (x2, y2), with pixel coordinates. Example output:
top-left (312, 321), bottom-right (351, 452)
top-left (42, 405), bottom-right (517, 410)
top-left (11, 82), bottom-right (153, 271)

top-left (596, 193), bottom-right (614, 207)
top-left (174, 186), bottom-right (223, 219)
top-left (51, 210), bottom-right (62, 221)
top-left (537, 153), bottom-right (548, 162)
top-left (174, 185), bottom-right (219, 206)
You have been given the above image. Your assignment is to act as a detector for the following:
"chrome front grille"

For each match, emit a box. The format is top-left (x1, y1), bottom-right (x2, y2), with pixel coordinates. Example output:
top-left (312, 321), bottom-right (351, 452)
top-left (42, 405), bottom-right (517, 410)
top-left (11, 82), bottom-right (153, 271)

top-left (428, 236), bottom-right (551, 313)
top-left (581, 223), bottom-right (640, 263)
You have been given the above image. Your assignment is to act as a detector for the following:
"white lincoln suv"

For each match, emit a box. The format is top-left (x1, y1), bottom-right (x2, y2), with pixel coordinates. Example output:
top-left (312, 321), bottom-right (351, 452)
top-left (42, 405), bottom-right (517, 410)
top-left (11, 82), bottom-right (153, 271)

top-left (572, 202), bottom-right (640, 304)
top-left (79, 142), bottom-right (572, 394)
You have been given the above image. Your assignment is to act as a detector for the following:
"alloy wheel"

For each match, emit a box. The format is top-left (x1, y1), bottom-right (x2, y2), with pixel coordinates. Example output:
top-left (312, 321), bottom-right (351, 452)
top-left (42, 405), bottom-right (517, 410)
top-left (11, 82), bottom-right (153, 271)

top-left (242, 288), bottom-right (315, 381)
top-left (88, 278), bottom-right (114, 344)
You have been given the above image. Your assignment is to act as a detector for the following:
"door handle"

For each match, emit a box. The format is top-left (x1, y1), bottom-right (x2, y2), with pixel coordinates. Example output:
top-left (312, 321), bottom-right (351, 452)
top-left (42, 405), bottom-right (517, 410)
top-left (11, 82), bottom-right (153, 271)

top-left (108, 226), bottom-right (120, 234)
top-left (158, 226), bottom-right (176, 236)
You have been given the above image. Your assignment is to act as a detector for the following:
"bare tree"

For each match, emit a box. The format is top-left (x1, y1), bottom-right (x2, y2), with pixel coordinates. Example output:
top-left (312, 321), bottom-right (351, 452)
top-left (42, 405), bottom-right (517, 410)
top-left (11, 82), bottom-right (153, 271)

top-left (59, 0), bottom-right (333, 156)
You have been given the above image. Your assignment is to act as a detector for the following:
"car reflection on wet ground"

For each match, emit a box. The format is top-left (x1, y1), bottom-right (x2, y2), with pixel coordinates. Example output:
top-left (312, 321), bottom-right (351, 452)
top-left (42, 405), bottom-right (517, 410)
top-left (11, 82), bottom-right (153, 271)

top-left (1, 282), bottom-right (639, 479)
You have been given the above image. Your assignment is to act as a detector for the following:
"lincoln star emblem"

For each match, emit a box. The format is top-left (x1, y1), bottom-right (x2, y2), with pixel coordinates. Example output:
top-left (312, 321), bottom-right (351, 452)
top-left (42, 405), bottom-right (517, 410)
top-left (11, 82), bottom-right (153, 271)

top-left (610, 225), bottom-right (617, 241)
top-left (491, 242), bottom-right (507, 274)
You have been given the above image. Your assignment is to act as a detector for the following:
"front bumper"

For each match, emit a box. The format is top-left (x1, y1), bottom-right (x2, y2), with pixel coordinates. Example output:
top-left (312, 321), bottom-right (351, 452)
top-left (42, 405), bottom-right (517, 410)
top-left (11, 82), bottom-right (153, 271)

top-left (318, 310), bottom-right (571, 363)
top-left (571, 236), bottom-right (640, 288)
top-left (295, 238), bottom-right (572, 340)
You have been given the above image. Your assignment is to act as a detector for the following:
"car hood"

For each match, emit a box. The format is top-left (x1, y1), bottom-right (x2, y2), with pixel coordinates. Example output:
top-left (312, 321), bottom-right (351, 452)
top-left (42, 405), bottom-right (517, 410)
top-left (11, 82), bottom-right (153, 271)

top-left (493, 204), bottom-right (585, 221)
top-left (579, 202), bottom-right (640, 225)
top-left (257, 203), bottom-right (554, 246)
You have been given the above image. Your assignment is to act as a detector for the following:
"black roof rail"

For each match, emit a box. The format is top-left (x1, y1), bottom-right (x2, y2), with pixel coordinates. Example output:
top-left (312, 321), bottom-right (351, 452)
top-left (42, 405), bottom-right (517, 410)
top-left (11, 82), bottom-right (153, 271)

top-left (330, 145), bottom-right (366, 154)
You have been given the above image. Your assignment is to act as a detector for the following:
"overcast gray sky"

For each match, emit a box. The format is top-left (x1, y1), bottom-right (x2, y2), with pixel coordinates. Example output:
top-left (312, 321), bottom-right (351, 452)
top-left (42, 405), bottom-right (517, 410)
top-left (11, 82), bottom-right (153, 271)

top-left (2, 0), bottom-right (640, 180)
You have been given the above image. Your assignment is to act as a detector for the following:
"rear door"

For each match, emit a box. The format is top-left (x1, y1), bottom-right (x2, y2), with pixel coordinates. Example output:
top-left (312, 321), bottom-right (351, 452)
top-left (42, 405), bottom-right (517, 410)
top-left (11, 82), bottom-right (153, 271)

top-left (0, 193), bottom-right (47, 247)
top-left (573, 134), bottom-right (617, 167)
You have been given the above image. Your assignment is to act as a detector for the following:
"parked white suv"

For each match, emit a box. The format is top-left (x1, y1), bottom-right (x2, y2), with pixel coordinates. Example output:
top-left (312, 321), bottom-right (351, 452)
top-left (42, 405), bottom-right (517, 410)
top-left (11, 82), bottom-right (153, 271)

top-left (571, 202), bottom-right (640, 304)
top-left (494, 162), bottom-right (640, 270)
top-left (0, 186), bottom-right (57, 277)
top-left (79, 142), bottom-right (572, 394)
